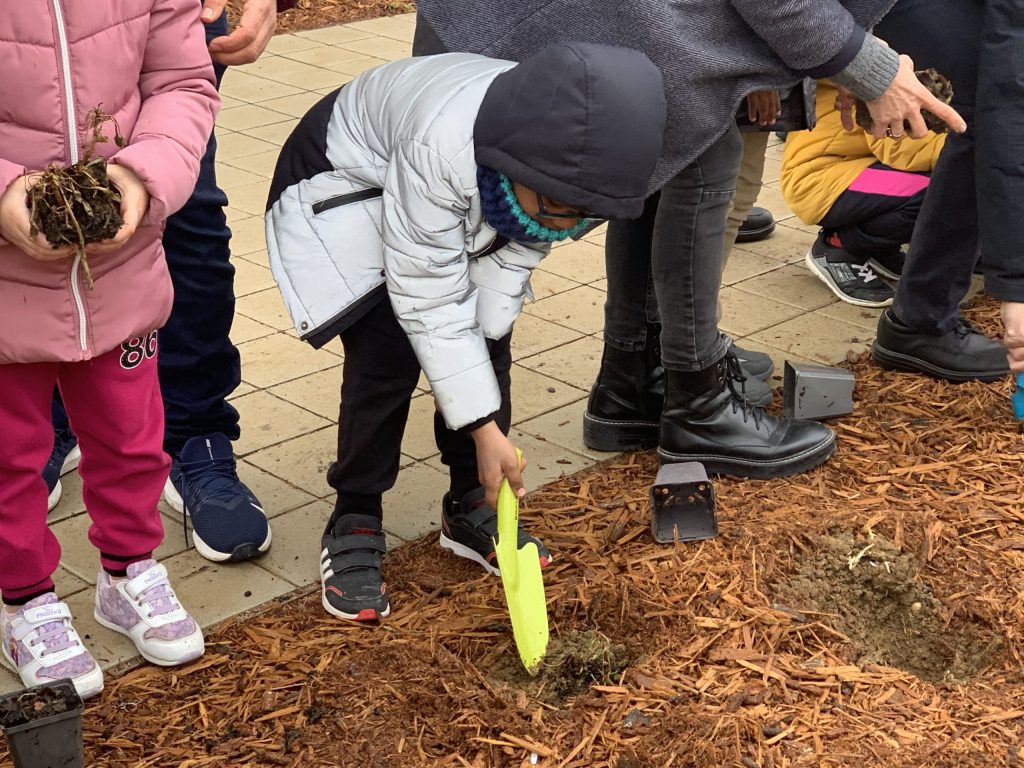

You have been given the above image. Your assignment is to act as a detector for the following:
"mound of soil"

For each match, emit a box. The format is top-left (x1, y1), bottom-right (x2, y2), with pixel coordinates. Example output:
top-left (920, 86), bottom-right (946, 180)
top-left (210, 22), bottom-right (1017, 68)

top-left (488, 630), bottom-right (633, 705)
top-left (776, 531), bottom-right (999, 681)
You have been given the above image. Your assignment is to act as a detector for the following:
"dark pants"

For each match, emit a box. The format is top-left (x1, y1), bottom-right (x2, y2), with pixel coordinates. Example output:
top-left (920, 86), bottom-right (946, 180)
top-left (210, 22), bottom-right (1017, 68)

top-left (158, 13), bottom-right (239, 455)
top-left (819, 162), bottom-right (929, 259)
top-left (326, 299), bottom-right (513, 529)
top-left (53, 15), bottom-right (238, 455)
top-left (877, 0), bottom-right (1024, 333)
top-left (603, 126), bottom-right (741, 370)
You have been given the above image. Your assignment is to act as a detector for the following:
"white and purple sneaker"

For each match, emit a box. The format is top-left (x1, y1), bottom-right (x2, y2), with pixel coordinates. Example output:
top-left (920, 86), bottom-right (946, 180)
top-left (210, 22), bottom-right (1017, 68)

top-left (93, 560), bottom-right (204, 667)
top-left (1, 593), bottom-right (103, 699)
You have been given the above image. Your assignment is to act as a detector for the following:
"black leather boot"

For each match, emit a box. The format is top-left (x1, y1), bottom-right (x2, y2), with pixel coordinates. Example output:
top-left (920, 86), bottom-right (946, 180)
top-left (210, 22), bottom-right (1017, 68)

top-left (583, 327), bottom-right (664, 451)
top-left (658, 354), bottom-right (836, 479)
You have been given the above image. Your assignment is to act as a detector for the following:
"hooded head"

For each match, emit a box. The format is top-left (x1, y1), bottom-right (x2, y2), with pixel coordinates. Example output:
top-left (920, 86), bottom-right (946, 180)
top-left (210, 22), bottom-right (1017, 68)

top-left (473, 42), bottom-right (667, 221)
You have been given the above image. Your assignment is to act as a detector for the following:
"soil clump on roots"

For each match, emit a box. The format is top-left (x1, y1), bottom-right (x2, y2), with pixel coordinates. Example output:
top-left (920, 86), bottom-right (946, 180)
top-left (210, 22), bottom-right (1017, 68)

top-left (28, 107), bottom-right (124, 288)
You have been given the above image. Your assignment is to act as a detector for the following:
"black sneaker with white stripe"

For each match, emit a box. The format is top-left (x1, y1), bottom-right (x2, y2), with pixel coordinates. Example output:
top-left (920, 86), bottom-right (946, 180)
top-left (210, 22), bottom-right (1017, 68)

top-left (805, 231), bottom-right (894, 308)
top-left (439, 487), bottom-right (552, 575)
top-left (320, 514), bottom-right (390, 621)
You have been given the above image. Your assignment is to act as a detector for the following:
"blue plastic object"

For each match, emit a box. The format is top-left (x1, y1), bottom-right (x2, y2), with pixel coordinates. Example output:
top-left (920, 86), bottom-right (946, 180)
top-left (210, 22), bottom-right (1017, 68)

top-left (1013, 373), bottom-right (1024, 420)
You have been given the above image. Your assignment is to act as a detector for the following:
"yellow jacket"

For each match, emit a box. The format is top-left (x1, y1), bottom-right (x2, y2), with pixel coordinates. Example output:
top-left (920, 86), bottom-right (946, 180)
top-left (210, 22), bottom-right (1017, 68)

top-left (780, 82), bottom-right (945, 226)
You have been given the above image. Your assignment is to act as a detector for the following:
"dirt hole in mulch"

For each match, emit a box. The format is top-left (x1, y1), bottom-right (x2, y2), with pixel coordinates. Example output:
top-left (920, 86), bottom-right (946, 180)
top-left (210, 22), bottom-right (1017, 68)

top-left (775, 531), bottom-right (1001, 682)
top-left (487, 629), bottom-right (634, 705)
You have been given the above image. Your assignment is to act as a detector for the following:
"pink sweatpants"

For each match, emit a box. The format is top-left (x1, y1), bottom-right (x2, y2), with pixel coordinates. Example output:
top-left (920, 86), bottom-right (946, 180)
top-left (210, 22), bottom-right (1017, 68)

top-left (0, 336), bottom-right (167, 601)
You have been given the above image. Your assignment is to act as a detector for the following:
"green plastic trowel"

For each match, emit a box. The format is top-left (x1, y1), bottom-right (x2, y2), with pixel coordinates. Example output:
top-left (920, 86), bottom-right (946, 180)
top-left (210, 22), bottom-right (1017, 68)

top-left (494, 450), bottom-right (549, 675)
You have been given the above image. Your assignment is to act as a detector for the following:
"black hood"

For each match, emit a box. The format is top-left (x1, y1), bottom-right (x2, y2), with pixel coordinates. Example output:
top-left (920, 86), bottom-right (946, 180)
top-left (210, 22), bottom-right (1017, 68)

top-left (473, 42), bottom-right (666, 220)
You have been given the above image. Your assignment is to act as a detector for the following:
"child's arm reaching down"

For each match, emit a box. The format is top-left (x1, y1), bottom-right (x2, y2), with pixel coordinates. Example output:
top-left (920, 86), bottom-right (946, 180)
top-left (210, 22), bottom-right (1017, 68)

top-left (381, 139), bottom-right (525, 506)
top-left (108, 0), bottom-right (219, 229)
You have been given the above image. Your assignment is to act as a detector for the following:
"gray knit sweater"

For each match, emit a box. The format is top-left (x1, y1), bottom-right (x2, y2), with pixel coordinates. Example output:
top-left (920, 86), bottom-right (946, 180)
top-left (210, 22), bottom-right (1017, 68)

top-left (417, 0), bottom-right (898, 190)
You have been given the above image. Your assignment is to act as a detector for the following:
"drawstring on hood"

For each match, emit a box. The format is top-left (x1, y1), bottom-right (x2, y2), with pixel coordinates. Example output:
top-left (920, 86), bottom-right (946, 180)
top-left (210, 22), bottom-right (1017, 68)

top-left (473, 42), bottom-right (667, 220)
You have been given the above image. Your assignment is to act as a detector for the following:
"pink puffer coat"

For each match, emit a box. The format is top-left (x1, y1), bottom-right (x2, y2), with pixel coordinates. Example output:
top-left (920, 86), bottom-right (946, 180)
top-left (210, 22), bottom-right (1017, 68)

top-left (0, 0), bottom-right (219, 364)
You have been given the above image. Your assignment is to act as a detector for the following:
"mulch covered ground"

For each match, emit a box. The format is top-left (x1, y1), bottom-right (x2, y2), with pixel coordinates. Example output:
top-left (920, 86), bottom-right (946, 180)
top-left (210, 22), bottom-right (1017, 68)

top-left (6, 295), bottom-right (1024, 767)
top-left (228, 0), bottom-right (415, 35)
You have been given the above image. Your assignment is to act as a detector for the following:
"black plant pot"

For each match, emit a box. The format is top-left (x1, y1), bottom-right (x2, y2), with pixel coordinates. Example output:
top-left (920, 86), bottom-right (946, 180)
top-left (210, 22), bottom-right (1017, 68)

top-left (0, 679), bottom-right (84, 768)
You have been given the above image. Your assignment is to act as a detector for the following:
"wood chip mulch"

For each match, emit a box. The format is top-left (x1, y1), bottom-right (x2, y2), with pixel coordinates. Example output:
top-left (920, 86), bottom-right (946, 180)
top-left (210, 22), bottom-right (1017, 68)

top-left (228, 0), bottom-right (416, 36)
top-left (6, 295), bottom-right (1024, 767)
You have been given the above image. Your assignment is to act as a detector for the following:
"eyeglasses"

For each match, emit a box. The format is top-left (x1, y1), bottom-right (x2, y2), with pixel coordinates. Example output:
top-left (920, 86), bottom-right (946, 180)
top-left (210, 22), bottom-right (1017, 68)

top-left (533, 191), bottom-right (598, 222)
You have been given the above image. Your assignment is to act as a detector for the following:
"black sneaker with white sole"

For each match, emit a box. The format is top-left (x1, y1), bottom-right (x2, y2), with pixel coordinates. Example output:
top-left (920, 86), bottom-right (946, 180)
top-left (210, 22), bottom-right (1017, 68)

top-left (320, 513), bottom-right (390, 621)
top-left (866, 248), bottom-right (906, 281)
top-left (805, 232), bottom-right (894, 307)
top-left (439, 488), bottom-right (552, 575)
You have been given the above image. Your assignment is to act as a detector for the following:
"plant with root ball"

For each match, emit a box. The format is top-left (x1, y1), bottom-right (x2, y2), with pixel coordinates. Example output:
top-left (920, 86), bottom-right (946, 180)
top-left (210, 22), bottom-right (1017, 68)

top-left (28, 107), bottom-right (127, 289)
top-left (855, 68), bottom-right (954, 135)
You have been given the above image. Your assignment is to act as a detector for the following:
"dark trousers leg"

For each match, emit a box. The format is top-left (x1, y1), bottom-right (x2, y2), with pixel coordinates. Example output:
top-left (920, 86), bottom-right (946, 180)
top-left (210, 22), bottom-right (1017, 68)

top-left (651, 125), bottom-right (741, 371)
top-left (159, 13), bottom-right (240, 454)
top-left (603, 197), bottom-right (661, 352)
top-left (975, 0), bottom-right (1024, 300)
top-left (876, 0), bottom-right (981, 334)
top-left (819, 163), bottom-right (929, 258)
top-left (603, 126), bottom-right (740, 368)
top-left (327, 300), bottom-right (421, 530)
top-left (433, 333), bottom-right (513, 502)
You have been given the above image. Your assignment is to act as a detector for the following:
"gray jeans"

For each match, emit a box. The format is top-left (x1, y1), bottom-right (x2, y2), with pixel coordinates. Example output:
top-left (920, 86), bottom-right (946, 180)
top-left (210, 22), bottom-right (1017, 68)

top-left (603, 125), bottom-right (742, 371)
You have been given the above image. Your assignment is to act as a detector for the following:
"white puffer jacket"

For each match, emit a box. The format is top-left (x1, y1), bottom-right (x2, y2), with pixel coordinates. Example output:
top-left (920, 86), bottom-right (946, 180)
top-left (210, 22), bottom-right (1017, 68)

top-left (265, 54), bottom-right (550, 430)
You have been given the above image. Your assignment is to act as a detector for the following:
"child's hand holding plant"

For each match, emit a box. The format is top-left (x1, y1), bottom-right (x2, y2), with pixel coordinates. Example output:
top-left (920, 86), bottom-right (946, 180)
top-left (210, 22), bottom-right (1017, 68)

top-left (85, 163), bottom-right (149, 256)
top-left (0, 173), bottom-right (76, 261)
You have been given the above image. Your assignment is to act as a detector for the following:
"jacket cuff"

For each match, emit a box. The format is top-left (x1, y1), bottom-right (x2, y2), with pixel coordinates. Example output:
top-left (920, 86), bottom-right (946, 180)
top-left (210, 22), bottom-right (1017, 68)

top-left (458, 411), bottom-right (501, 435)
top-left (277, 0), bottom-right (298, 11)
top-left (829, 33), bottom-right (901, 102)
top-left (431, 360), bottom-right (502, 431)
top-left (801, 24), bottom-right (864, 79)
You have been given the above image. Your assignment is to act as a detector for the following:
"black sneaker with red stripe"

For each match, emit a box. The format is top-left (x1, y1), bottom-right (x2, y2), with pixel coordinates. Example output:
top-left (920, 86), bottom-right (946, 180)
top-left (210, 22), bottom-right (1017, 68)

top-left (439, 487), bottom-right (552, 575)
top-left (320, 513), bottom-right (390, 621)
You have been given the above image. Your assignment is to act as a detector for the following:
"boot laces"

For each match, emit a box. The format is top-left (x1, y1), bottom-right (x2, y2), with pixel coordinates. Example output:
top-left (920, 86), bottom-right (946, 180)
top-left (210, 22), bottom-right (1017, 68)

top-left (954, 317), bottom-right (977, 338)
top-left (722, 354), bottom-right (766, 429)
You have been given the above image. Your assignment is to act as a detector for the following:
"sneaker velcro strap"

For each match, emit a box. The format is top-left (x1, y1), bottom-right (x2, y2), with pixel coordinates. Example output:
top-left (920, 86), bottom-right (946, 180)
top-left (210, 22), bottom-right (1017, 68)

top-left (461, 502), bottom-right (499, 530)
top-left (20, 602), bottom-right (72, 631)
top-left (125, 564), bottom-right (170, 601)
top-left (330, 551), bottom-right (383, 573)
top-left (327, 534), bottom-right (386, 557)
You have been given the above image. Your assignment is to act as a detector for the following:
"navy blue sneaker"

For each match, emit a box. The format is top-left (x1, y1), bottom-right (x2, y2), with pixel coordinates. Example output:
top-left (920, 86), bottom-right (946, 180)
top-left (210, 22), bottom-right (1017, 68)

top-left (43, 426), bottom-right (80, 512)
top-left (163, 434), bottom-right (271, 562)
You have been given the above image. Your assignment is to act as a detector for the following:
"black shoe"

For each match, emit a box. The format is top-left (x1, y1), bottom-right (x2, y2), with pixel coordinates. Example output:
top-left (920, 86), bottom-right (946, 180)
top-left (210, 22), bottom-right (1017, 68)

top-left (871, 311), bottom-right (1009, 382)
top-left (736, 207), bottom-right (776, 243)
top-left (866, 248), bottom-right (906, 280)
top-left (805, 232), bottom-right (894, 307)
top-left (43, 424), bottom-right (80, 513)
top-left (657, 354), bottom-right (836, 479)
top-left (583, 330), bottom-right (664, 452)
top-left (439, 488), bottom-right (551, 575)
top-left (320, 514), bottom-right (390, 621)
top-left (730, 342), bottom-right (774, 382)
